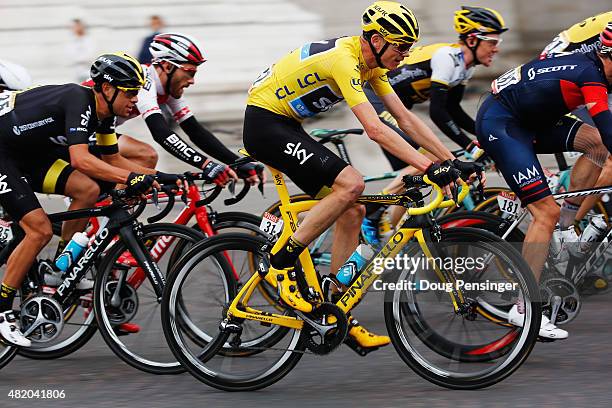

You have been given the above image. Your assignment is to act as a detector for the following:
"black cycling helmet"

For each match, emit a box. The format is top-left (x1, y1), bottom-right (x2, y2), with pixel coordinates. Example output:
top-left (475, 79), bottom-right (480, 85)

top-left (454, 6), bottom-right (508, 38)
top-left (90, 52), bottom-right (145, 92)
top-left (90, 52), bottom-right (144, 116)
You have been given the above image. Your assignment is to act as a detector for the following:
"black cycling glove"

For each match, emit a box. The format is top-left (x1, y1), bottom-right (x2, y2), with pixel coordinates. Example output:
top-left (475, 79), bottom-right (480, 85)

top-left (126, 173), bottom-right (155, 196)
top-left (452, 159), bottom-right (484, 180)
top-left (425, 160), bottom-right (458, 187)
top-left (202, 161), bottom-right (230, 185)
top-left (236, 162), bottom-right (264, 179)
top-left (155, 171), bottom-right (183, 186)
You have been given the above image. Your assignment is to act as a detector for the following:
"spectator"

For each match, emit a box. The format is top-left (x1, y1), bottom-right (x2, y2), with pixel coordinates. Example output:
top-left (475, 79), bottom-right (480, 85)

top-left (138, 15), bottom-right (165, 64)
top-left (65, 19), bottom-right (95, 82)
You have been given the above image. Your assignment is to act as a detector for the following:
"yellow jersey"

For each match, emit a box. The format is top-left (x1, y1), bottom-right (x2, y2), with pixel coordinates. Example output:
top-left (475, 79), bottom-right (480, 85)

top-left (247, 36), bottom-right (394, 121)
top-left (540, 11), bottom-right (612, 58)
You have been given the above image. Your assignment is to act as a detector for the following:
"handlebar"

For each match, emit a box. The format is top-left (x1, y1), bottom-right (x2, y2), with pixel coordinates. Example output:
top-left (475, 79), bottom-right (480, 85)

top-left (402, 175), bottom-right (469, 215)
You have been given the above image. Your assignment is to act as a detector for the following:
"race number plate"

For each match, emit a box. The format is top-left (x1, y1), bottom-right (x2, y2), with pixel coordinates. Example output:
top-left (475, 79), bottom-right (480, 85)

top-left (0, 219), bottom-right (13, 245)
top-left (496, 191), bottom-right (520, 216)
top-left (260, 212), bottom-right (283, 235)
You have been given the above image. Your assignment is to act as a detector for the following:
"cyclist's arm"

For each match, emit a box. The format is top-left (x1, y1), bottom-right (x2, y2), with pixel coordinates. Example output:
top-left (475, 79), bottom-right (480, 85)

top-left (68, 144), bottom-right (131, 183)
top-left (585, 86), bottom-right (612, 153)
top-left (144, 112), bottom-right (211, 169)
top-left (351, 101), bottom-right (433, 171)
top-left (101, 151), bottom-right (157, 175)
top-left (379, 91), bottom-right (455, 161)
top-left (429, 82), bottom-right (473, 148)
top-left (179, 116), bottom-right (239, 164)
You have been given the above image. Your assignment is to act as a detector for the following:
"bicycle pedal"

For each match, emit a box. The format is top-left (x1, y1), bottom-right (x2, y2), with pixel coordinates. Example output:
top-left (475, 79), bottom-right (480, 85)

top-left (343, 336), bottom-right (379, 356)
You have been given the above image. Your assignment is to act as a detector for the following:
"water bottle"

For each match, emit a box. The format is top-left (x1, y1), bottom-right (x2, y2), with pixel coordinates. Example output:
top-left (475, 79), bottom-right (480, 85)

top-left (579, 215), bottom-right (607, 253)
top-left (378, 208), bottom-right (395, 243)
top-left (336, 244), bottom-right (375, 286)
top-left (55, 232), bottom-right (89, 272)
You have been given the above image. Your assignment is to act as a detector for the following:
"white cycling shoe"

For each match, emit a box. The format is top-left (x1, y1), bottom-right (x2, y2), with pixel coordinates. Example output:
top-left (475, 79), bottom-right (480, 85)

top-left (507, 304), bottom-right (568, 340)
top-left (0, 311), bottom-right (31, 347)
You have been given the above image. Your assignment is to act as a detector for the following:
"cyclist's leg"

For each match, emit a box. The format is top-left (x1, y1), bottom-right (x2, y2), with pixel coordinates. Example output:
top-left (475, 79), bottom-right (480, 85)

top-left (576, 156), bottom-right (612, 220)
top-left (0, 153), bottom-right (52, 345)
top-left (118, 133), bottom-right (158, 168)
top-left (477, 96), bottom-right (556, 281)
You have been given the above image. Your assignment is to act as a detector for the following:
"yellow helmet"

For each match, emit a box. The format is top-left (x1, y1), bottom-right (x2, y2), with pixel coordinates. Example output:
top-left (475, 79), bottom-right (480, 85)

top-left (454, 6), bottom-right (508, 38)
top-left (362, 1), bottom-right (420, 45)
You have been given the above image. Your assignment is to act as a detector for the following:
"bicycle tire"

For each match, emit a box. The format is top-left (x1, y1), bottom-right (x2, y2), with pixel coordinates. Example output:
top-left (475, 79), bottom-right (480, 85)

top-left (93, 223), bottom-right (212, 375)
top-left (162, 233), bottom-right (305, 391)
top-left (384, 227), bottom-right (541, 389)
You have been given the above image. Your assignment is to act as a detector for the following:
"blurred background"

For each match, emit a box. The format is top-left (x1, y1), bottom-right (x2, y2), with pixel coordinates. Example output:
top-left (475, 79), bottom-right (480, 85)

top-left (1, 0), bottom-right (610, 121)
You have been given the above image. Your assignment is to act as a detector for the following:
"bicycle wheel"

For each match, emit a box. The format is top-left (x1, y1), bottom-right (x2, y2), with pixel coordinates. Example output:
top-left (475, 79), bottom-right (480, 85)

top-left (384, 227), bottom-right (541, 389)
top-left (14, 234), bottom-right (98, 360)
top-left (93, 223), bottom-right (210, 374)
top-left (162, 233), bottom-right (305, 391)
top-left (438, 211), bottom-right (526, 244)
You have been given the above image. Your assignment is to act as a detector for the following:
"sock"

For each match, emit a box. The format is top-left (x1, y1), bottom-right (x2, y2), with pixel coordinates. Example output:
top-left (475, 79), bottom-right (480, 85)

top-left (0, 282), bottom-right (17, 313)
top-left (270, 236), bottom-right (306, 269)
top-left (559, 200), bottom-right (579, 229)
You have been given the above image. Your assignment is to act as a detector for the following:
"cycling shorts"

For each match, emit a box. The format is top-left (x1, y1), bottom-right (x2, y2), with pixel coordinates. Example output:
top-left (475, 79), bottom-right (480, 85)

top-left (243, 105), bottom-right (348, 198)
top-left (0, 146), bottom-right (43, 221)
top-left (364, 86), bottom-right (419, 171)
top-left (476, 94), bottom-right (582, 206)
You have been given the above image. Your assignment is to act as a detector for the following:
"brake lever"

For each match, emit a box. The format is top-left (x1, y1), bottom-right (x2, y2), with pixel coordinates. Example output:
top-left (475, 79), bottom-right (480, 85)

top-left (152, 188), bottom-right (160, 210)
top-left (228, 179), bottom-right (236, 197)
top-left (180, 179), bottom-right (189, 205)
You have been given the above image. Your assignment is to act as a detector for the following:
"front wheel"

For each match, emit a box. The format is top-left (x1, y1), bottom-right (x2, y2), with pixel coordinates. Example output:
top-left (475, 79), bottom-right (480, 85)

top-left (384, 227), bottom-right (541, 389)
top-left (93, 223), bottom-right (214, 375)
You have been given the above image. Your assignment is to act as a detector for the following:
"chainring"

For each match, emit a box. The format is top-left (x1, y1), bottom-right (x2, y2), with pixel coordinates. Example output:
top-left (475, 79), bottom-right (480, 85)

top-left (540, 277), bottom-right (581, 325)
top-left (303, 302), bottom-right (348, 355)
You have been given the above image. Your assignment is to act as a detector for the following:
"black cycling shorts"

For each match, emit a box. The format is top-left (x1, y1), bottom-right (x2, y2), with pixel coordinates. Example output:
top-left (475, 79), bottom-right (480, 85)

top-left (476, 95), bottom-right (583, 206)
top-left (364, 85), bottom-right (419, 171)
top-left (243, 105), bottom-right (348, 198)
top-left (0, 146), bottom-right (42, 221)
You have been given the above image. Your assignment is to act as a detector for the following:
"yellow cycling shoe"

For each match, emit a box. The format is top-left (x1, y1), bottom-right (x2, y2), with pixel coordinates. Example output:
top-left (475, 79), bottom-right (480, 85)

top-left (265, 266), bottom-right (314, 313)
top-left (347, 318), bottom-right (390, 349)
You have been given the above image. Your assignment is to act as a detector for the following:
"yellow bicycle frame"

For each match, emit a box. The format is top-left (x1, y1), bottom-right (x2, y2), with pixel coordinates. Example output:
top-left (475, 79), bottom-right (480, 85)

top-left (226, 154), bottom-right (469, 330)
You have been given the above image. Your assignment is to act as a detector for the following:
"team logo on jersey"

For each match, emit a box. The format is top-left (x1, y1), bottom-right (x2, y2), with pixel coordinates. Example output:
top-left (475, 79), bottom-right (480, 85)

top-left (81, 106), bottom-right (92, 127)
top-left (12, 117), bottom-right (55, 135)
top-left (284, 142), bottom-right (313, 165)
top-left (0, 174), bottom-right (13, 195)
top-left (513, 165), bottom-right (541, 187)
top-left (527, 64), bottom-right (578, 80)
top-left (350, 78), bottom-right (364, 92)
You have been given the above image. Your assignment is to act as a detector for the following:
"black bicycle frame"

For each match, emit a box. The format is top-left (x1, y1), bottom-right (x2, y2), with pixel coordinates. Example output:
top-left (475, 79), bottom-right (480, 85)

top-left (40, 203), bottom-right (167, 307)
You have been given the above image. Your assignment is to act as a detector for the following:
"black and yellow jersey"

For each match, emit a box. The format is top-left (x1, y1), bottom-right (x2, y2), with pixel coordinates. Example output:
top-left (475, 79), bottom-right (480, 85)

top-left (540, 11), bottom-right (612, 58)
top-left (247, 36), bottom-right (393, 121)
top-left (387, 43), bottom-right (474, 106)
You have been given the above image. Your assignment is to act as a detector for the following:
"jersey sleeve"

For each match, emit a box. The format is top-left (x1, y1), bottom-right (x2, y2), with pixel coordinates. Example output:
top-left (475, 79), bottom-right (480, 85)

top-left (329, 57), bottom-right (370, 108)
top-left (368, 70), bottom-right (394, 98)
top-left (165, 96), bottom-right (194, 124)
top-left (430, 49), bottom-right (456, 86)
top-left (136, 70), bottom-right (163, 120)
top-left (63, 87), bottom-right (96, 146)
top-left (95, 117), bottom-right (119, 155)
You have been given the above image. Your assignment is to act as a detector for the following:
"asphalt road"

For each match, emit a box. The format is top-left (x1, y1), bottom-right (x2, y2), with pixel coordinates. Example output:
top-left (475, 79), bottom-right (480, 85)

top-left (2, 175), bottom-right (612, 408)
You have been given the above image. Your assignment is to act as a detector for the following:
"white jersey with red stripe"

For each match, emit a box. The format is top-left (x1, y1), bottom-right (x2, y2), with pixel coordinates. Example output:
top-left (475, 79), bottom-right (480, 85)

top-left (116, 64), bottom-right (193, 126)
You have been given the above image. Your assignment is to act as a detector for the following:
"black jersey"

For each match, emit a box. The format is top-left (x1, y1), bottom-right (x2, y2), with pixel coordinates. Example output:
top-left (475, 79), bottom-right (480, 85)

top-left (0, 84), bottom-right (117, 154)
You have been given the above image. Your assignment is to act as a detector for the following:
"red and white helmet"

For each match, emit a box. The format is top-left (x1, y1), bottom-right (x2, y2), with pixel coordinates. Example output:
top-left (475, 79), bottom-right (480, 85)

top-left (149, 32), bottom-right (206, 65)
top-left (600, 22), bottom-right (612, 54)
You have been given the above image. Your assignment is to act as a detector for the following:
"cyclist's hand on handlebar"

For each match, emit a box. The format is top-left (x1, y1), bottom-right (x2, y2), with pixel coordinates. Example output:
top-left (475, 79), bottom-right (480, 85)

top-left (236, 162), bottom-right (266, 186)
top-left (201, 160), bottom-right (236, 186)
top-left (155, 171), bottom-right (187, 190)
top-left (452, 159), bottom-right (487, 186)
top-left (126, 173), bottom-right (156, 197)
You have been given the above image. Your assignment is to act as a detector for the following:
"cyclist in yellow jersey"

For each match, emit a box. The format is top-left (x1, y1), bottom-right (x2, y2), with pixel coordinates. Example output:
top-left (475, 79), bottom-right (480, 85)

top-left (243, 1), bottom-right (481, 349)
top-left (540, 11), bottom-right (612, 59)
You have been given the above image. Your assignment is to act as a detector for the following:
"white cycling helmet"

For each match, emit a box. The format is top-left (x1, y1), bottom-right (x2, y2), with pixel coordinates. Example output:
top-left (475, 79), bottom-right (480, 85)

top-left (149, 32), bottom-right (206, 65)
top-left (0, 59), bottom-right (32, 91)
